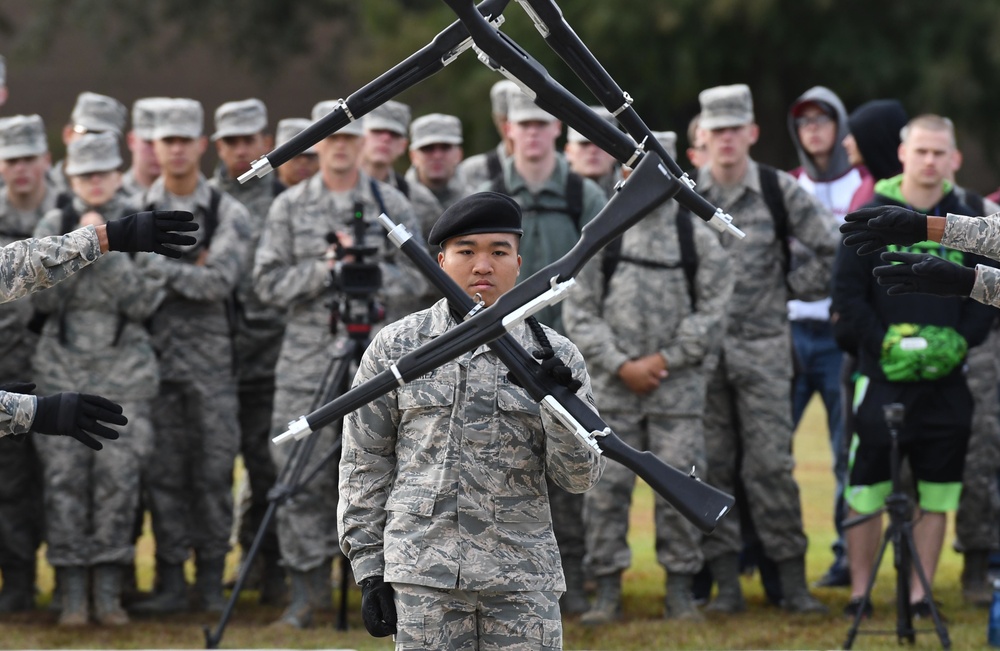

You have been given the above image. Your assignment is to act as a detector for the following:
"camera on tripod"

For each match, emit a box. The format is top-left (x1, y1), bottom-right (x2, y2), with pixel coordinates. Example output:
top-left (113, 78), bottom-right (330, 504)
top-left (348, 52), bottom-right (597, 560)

top-left (326, 212), bottom-right (386, 340)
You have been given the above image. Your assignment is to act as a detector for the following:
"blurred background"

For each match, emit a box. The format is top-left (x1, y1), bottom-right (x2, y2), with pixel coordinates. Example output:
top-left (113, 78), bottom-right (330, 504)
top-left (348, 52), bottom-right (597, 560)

top-left (3, 0), bottom-right (1000, 192)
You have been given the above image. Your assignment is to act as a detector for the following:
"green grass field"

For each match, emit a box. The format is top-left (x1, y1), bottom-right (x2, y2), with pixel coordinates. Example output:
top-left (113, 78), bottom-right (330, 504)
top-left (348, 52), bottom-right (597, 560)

top-left (0, 396), bottom-right (991, 649)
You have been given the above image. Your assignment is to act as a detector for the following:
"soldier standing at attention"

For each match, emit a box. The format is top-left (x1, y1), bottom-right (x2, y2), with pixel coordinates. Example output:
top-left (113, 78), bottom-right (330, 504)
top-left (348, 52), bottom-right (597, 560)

top-left (128, 98), bottom-right (251, 615)
top-left (405, 113), bottom-right (471, 214)
top-left (50, 92), bottom-right (128, 196)
top-left (121, 97), bottom-right (168, 198)
top-left (274, 118), bottom-right (319, 189)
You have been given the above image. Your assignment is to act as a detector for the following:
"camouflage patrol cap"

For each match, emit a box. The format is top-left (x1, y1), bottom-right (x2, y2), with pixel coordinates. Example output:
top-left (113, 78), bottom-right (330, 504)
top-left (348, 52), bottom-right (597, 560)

top-left (152, 98), bottom-right (204, 140)
top-left (65, 132), bottom-right (123, 176)
top-left (311, 100), bottom-right (363, 137)
top-left (0, 114), bottom-right (48, 160)
top-left (567, 105), bottom-right (617, 143)
top-left (70, 92), bottom-right (128, 136)
top-left (212, 98), bottom-right (268, 141)
top-left (276, 118), bottom-right (317, 153)
top-left (363, 100), bottom-right (411, 136)
top-left (698, 84), bottom-right (754, 131)
top-left (409, 113), bottom-right (463, 151)
top-left (650, 130), bottom-right (678, 161)
top-left (490, 79), bottom-right (519, 116)
top-left (131, 97), bottom-right (170, 140)
top-left (428, 191), bottom-right (523, 246)
top-left (506, 90), bottom-right (554, 124)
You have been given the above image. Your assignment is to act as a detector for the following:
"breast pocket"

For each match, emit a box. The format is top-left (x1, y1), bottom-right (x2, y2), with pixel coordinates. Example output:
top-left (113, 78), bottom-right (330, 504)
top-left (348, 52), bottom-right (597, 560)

top-left (397, 370), bottom-right (457, 456)
top-left (495, 378), bottom-right (544, 470)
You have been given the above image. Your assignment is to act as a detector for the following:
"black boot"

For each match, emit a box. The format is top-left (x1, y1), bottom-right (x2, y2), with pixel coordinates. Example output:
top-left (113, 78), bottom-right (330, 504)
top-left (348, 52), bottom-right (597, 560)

top-left (579, 571), bottom-right (622, 626)
top-left (129, 563), bottom-right (188, 615)
top-left (57, 566), bottom-right (89, 626)
top-left (92, 564), bottom-right (128, 626)
top-left (559, 559), bottom-right (590, 616)
top-left (705, 554), bottom-right (746, 614)
top-left (0, 564), bottom-right (35, 613)
top-left (195, 557), bottom-right (227, 613)
top-left (260, 553), bottom-right (288, 606)
top-left (272, 560), bottom-right (330, 629)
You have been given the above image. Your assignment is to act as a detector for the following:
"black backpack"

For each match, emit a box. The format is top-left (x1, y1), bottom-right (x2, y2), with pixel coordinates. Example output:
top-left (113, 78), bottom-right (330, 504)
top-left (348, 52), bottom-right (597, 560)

top-left (488, 171), bottom-right (585, 232)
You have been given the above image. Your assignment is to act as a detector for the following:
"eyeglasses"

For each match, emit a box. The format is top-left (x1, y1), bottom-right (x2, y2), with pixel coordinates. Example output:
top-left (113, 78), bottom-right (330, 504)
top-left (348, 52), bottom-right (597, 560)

top-left (795, 114), bottom-right (833, 129)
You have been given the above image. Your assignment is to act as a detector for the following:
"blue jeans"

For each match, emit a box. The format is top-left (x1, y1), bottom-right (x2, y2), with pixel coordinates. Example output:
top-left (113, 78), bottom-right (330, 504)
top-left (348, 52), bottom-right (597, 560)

top-left (791, 320), bottom-right (848, 561)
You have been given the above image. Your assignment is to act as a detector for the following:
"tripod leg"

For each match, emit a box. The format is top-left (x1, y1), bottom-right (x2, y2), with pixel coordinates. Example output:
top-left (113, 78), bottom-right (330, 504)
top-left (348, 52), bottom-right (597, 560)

top-left (894, 525), bottom-right (915, 644)
top-left (902, 523), bottom-right (952, 650)
top-left (844, 527), bottom-right (892, 650)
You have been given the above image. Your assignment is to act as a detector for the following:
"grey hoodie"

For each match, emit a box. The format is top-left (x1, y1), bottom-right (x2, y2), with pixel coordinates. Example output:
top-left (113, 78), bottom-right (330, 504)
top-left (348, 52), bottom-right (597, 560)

top-left (787, 86), bottom-right (852, 182)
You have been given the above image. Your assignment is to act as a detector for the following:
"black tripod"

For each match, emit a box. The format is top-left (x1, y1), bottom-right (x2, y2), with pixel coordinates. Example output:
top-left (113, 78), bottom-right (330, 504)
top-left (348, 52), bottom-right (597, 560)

top-left (843, 403), bottom-right (950, 650)
top-left (205, 223), bottom-right (385, 648)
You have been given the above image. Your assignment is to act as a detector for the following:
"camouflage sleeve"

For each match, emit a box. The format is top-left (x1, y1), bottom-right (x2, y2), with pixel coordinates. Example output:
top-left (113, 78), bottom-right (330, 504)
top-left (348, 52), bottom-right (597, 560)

top-left (782, 174), bottom-right (839, 301)
top-left (943, 213), bottom-right (1000, 262)
top-left (338, 328), bottom-right (398, 581)
top-left (0, 391), bottom-right (36, 436)
top-left (540, 332), bottom-right (606, 494)
top-left (660, 220), bottom-right (734, 370)
top-left (0, 226), bottom-right (103, 304)
top-left (970, 263), bottom-right (1000, 309)
top-left (159, 197), bottom-right (251, 301)
top-left (561, 257), bottom-right (631, 377)
top-left (253, 193), bottom-right (329, 309)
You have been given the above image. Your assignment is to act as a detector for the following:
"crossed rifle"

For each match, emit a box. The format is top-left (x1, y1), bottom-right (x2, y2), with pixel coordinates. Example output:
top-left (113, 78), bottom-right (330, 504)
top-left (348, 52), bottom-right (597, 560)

top-left (210, 3), bottom-right (744, 644)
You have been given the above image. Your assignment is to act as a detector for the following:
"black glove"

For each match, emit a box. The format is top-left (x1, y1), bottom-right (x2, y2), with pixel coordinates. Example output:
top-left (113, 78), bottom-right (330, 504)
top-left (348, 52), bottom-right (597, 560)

top-left (873, 251), bottom-right (976, 297)
top-left (105, 210), bottom-right (199, 258)
top-left (841, 206), bottom-right (928, 255)
top-left (507, 346), bottom-right (584, 393)
top-left (359, 576), bottom-right (396, 638)
top-left (32, 392), bottom-right (127, 451)
top-left (0, 381), bottom-right (36, 395)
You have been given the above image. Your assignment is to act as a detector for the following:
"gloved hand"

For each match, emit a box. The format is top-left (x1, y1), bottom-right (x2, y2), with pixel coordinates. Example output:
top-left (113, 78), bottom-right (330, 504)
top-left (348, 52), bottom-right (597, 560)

top-left (32, 392), bottom-right (126, 451)
top-left (359, 576), bottom-right (396, 638)
top-left (841, 206), bottom-right (928, 255)
top-left (105, 210), bottom-right (199, 258)
top-left (873, 251), bottom-right (976, 297)
top-left (507, 347), bottom-right (583, 393)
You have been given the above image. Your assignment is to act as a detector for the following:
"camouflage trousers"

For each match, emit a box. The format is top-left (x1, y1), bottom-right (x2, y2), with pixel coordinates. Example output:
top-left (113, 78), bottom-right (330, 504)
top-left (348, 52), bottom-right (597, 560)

top-left (269, 383), bottom-right (340, 573)
top-left (584, 412), bottom-right (706, 576)
top-left (392, 583), bottom-right (562, 651)
top-left (956, 330), bottom-right (1000, 552)
top-left (701, 353), bottom-right (808, 562)
top-left (35, 400), bottom-right (152, 566)
top-left (146, 379), bottom-right (240, 563)
top-left (236, 376), bottom-right (280, 558)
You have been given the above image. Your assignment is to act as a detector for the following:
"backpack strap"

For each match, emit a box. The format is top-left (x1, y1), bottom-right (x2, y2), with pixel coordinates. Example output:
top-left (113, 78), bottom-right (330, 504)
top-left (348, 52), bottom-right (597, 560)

top-left (757, 163), bottom-right (791, 278)
top-left (202, 187), bottom-right (222, 249)
top-left (485, 148), bottom-right (502, 181)
top-left (393, 171), bottom-right (410, 199)
top-left (564, 171), bottom-right (584, 232)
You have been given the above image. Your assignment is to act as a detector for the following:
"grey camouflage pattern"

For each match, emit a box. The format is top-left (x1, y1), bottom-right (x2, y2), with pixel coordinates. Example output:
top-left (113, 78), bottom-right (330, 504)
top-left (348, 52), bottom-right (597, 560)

top-left (404, 165), bottom-right (472, 215)
top-left (392, 582), bottom-right (562, 650)
top-left (338, 299), bottom-right (605, 591)
top-left (942, 212), bottom-right (1000, 308)
top-left (254, 170), bottom-right (427, 571)
top-left (0, 391), bottom-right (35, 436)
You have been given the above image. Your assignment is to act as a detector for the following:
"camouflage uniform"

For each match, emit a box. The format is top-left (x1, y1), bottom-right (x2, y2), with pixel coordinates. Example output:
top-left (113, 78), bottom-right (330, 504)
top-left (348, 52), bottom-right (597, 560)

top-left (31, 193), bottom-right (163, 568)
top-left (940, 212), bottom-right (1000, 308)
top-left (136, 175), bottom-right (251, 565)
top-left (697, 158), bottom-right (839, 564)
top-left (209, 160), bottom-right (284, 566)
top-left (49, 92), bottom-right (128, 196)
top-left (404, 112), bottom-right (472, 215)
top-left (563, 200), bottom-right (733, 578)
top-left (338, 299), bottom-right (604, 648)
top-left (404, 166), bottom-right (470, 216)
top-left (253, 170), bottom-right (427, 573)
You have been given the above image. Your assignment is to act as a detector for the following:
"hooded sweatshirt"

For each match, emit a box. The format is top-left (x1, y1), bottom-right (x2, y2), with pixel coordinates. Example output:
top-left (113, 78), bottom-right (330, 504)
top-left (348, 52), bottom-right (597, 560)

top-left (845, 99), bottom-right (909, 212)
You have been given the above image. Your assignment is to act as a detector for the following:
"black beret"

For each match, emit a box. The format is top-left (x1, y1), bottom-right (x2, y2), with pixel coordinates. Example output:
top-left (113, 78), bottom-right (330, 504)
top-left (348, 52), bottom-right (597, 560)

top-left (428, 191), bottom-right (523, 246)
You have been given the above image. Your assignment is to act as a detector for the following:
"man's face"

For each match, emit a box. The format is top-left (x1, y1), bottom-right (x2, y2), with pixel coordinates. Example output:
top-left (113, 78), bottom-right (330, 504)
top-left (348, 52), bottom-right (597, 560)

top-left (0, 154), bottom-right (50, 197)
top-left (564, 141), bottom-right (615, 180)
top-left (899, 126), bottom-right (954, 191)
top-left (278, 153), bottom-right (319, 187)
top-left (127, 132), bottom-right (161, 179)
top-left (69, 170), bottom-right (122, 206)
top-left (215, 132), bottom-right (270, 177)
top-left (316, 133), bottom-right (363, 176)
top-left (842, 133), bottom-right (863, 167)
top-left (704, 123), bottom-right (757, 169)
top-left (686, 127), bottom-right (709, 169)
top-left (507, 119), bottom-right (560, 163)
top-left (362, 128), bottom-right (407, 167)
top-left (410, 142), bottom-right (463, 186)
top-left (795, 105), bottom-right (837, 159)
top-left (438, 232), bottom-right (521, 307)
top-left (153, 136), bottom-right (206, 179)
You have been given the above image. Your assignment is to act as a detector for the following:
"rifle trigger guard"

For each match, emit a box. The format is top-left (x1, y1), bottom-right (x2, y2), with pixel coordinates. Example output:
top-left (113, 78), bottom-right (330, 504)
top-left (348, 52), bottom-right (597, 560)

top-left (464, 294), bottom-right (486, 321)
top-left (611, 92), bottom-right (634, 117)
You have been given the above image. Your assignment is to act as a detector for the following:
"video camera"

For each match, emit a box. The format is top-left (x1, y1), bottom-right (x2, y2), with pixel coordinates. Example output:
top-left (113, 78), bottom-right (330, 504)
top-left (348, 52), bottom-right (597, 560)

top-left (326, 207), bottom-right (385, 341)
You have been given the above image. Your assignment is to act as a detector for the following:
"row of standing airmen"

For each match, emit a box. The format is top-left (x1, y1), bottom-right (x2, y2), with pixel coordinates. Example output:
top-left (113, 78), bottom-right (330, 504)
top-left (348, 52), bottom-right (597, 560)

top-left (0, 70), bottom-right (994, 631)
